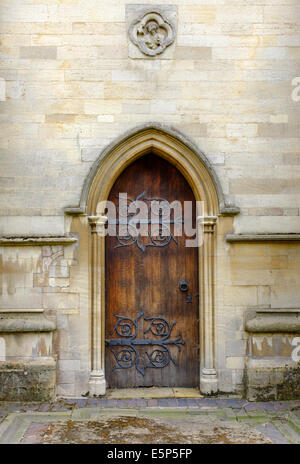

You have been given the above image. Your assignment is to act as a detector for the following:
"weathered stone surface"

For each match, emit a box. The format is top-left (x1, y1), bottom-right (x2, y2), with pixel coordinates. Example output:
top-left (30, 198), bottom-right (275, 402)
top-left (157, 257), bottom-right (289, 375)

top-left (250, 334), bottom-right (297, 358)
top-left (0, 236), bottom-right (77, 246)
top-left (277, 366), bottom-right (300, 401)
top-left (0, 359), bottom-right (56, 401)
top-left (245, 358), bottom-right (300, 402)
top-left (0, 315), bottom-right (56, 333)
top-left (245, 309), bottom-right (300, 333)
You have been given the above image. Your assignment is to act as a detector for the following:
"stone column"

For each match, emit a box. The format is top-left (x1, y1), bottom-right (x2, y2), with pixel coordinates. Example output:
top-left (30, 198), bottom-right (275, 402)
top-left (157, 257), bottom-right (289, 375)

top-left (88, 215), bottom-right (107, 396)
top-left (199, 216), bottom-right (218, 394)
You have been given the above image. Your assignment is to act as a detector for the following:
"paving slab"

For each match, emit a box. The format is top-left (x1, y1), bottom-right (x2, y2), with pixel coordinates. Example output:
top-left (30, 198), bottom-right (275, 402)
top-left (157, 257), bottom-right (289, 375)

top-left (0, 397), bottom-right (300, 444)
top-left (0, 409), bottom-right (272, 444)
top-left (272, 419), bottom-right (300, 444)
top-left (255, 423), bottom-right (290, 445)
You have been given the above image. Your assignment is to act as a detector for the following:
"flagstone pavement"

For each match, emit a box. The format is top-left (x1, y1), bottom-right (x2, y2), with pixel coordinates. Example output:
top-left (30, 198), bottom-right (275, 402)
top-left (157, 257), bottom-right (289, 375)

top-left (0, 395), bottom-right (300, 444)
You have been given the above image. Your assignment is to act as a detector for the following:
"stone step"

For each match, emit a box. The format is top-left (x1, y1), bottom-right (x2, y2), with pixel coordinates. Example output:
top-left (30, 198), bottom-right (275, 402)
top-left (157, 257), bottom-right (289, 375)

top-left (288, 411), bottom-right (300, 434)
top-left (272, 419), bottom-right (300, 444)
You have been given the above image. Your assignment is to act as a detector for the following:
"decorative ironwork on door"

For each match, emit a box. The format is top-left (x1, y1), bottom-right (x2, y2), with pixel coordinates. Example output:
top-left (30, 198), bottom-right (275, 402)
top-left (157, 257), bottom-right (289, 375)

top-left (107, 191), bottom-right (183, 252)
top-left (105, 310), bottom-right (185, 375)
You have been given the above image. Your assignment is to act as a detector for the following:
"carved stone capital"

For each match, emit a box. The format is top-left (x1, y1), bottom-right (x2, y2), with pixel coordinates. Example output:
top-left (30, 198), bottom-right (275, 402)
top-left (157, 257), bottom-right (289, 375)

top-left (88, 215), bottom-right (108, 234)
top-left (204, 216), bottom-right (217, 233)
top-left (197, 216), bottom-right (218, 233)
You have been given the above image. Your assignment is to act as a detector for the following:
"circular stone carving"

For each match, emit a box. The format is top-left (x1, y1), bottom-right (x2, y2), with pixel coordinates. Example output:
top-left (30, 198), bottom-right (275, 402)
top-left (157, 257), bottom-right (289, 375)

top-left (129, 11), bottom-right (175, 57)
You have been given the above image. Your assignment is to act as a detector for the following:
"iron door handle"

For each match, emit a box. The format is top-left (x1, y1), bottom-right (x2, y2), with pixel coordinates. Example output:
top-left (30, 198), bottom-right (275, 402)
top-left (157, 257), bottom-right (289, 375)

top-left (179, 279), bottom-right (189, 292)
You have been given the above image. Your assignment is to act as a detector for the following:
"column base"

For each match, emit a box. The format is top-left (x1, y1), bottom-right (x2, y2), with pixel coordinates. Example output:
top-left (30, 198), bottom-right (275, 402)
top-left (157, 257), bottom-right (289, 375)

top-left (200, 368), bottom-right (218, 395)
top-left (88, 370), bottom-right (106, 396)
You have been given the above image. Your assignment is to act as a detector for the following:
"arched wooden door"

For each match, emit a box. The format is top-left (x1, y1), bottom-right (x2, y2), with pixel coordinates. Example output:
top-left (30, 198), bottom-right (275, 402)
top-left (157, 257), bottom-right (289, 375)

top-left (105, 153), bottom-right (199, 388)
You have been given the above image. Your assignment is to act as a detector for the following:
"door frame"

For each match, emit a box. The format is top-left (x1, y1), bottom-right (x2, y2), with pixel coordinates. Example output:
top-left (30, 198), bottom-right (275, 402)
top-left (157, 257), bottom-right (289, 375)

top-left (85, 124), bottom-right (225, 395)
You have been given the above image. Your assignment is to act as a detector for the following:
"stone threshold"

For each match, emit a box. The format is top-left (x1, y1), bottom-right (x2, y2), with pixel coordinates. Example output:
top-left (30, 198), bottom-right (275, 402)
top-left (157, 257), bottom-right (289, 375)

top-left (105, 387), bottom-right (204, 399)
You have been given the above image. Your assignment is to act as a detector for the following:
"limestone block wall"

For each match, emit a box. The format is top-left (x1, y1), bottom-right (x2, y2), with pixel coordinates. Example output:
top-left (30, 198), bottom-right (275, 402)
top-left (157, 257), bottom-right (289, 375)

top-left (0, 1), bottom-right (300, 398)
top-left (0, 242), bottom-right (82, 397)
top-left (0, 0), bottom-right (299, 234)
top-left (216, 222), bottom-right (300, 395)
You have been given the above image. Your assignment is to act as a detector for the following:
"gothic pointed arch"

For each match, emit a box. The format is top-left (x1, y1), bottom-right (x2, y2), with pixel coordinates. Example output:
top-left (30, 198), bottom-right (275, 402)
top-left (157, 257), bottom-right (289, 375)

top-left (74, 123), bottom-right (237, 217)
top-left (72, 124), bottom-right (239, 396)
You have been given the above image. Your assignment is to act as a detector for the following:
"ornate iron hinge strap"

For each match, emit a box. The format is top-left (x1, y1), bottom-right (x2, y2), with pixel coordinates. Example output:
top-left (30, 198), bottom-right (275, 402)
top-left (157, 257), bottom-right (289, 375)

top-left (107, 192), bottom-right (183, 252)
top-left (105, 310), bottom-right (184, 376)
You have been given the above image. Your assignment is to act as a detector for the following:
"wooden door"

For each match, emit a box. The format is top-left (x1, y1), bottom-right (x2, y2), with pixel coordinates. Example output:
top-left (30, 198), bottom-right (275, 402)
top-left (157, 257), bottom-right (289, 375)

top-left (105, 153), bottom-right (199, 388)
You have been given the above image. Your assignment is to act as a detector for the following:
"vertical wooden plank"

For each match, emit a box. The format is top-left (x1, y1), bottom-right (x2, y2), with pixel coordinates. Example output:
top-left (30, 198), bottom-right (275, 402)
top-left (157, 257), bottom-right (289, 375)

top-left (105, 154), bottom-right (199, 388)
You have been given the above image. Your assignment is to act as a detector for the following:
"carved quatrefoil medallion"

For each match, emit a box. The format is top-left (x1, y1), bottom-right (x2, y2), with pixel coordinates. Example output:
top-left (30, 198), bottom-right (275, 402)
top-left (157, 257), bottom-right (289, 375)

top-left (129, 11), bottom-right (175, 57)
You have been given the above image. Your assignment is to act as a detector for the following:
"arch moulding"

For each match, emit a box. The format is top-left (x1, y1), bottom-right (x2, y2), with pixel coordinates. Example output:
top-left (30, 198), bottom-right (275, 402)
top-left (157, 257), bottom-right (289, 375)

top-left (77, 124), bottom-right (238, 395)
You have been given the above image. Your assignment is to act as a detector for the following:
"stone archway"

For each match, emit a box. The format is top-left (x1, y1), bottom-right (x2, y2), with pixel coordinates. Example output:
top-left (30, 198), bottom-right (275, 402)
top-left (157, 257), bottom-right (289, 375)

top-left (81, 124), bottom-right (234, 395)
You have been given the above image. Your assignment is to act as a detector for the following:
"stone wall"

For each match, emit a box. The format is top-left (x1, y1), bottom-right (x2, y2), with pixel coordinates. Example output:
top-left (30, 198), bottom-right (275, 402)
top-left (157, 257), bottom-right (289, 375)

top-left (1, 1), bottom-right (300, 234)
top-left (0, 1), bottom-right (300, 399)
